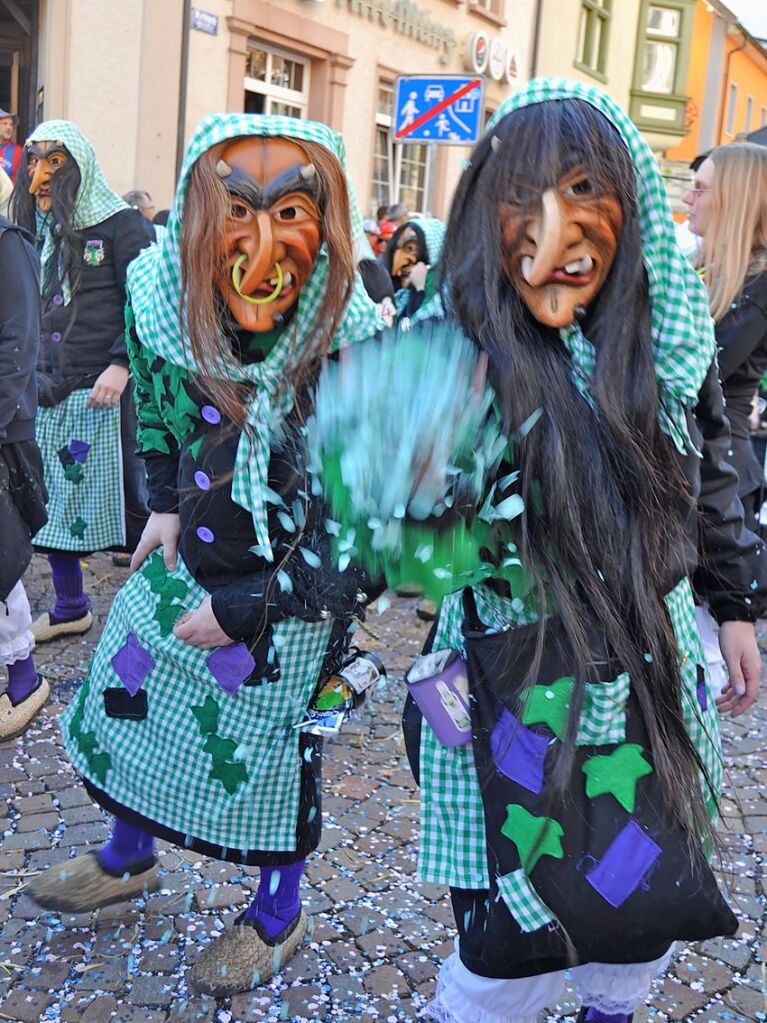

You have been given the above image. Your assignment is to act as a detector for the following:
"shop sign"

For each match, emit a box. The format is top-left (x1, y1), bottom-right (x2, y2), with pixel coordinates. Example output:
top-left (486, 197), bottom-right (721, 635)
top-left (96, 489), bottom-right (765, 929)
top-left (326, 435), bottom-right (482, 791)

top-left (465, 31), bottom-right (519, 85)
top-left (191, 8), bottom-right (219, 35)
top-left (336, 0), bottom-right (457, 65)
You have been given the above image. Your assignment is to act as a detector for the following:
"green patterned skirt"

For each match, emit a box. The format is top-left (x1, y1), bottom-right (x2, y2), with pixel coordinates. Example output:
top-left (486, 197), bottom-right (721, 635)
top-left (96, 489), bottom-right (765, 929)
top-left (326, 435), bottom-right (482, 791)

top-left (60, 551), bottom-right (333, 857)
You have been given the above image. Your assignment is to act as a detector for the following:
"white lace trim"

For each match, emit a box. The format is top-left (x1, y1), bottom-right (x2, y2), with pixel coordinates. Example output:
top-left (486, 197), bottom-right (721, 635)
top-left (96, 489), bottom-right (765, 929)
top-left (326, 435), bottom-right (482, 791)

top-left (421, 951), bottom-right (552, 1023)
top-left (572, 947), bottom-right (674, 1015)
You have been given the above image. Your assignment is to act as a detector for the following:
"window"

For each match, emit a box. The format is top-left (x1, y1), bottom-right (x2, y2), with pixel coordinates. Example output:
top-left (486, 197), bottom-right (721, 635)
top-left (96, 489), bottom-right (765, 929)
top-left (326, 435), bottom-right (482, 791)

top-left (244, 43), bottom-right (309, 117)
top-left (575, 0), bottom-right (612, 78)
top-left (726, 82), bottom-right (738, 136)
top-left (471, 0), bottom-right (503, 16)
top-left (372, 81), bottom-right (430, 214)
top-left (745, 96), bottom-right (753, 134)
top-left (639, 5), bottom-right (682, 93)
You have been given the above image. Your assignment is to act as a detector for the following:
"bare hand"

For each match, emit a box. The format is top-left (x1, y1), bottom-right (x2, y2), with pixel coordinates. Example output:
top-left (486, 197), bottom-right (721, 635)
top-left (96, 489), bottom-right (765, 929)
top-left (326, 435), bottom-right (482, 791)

top-left (173, 595), bottom-right (233, 649)
top-left (716, 620), bottom-right (762, 716)
top-left (408, 262), bottom-right (429, 292)
top-left (130, 512), bottom-right (181, 573)
top-left (88, 364), bottom-right (129, 409)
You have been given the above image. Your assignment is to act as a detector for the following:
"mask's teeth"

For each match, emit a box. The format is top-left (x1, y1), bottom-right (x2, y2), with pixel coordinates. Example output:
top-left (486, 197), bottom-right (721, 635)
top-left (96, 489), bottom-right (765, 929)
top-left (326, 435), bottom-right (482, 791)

top-left (564, 261), bottom-right (580, 274)
top-left (520, 255), bottom-right (534, 283)
top-left (282, 271), bottom-right (293, 289)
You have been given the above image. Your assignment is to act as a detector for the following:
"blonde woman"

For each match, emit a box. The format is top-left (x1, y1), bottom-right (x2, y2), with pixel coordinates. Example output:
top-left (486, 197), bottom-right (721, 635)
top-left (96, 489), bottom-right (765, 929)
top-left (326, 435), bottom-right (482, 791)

top-left (683, 143), bottom-right (767, 529)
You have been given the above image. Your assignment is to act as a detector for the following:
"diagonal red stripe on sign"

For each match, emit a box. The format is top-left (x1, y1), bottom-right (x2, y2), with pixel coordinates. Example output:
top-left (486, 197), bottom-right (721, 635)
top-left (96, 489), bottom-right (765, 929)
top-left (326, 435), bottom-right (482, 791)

top-left (395, 78), bottom-right (483, 140)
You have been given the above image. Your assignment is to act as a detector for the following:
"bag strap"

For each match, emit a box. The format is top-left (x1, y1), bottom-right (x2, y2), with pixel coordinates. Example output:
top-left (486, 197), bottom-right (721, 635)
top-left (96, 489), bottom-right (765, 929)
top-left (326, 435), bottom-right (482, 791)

top-left (461, 587), bottom-right (486, 635)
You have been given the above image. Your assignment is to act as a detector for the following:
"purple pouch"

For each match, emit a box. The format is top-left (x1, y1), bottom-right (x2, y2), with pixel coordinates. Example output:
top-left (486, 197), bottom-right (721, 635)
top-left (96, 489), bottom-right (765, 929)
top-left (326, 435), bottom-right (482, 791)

top-left (406, 652), bottom-right (472, 747)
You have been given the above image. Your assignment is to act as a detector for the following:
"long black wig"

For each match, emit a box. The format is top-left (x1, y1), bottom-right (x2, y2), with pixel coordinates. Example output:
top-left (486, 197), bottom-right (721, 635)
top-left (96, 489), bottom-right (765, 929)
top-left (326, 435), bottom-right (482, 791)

top-left (442, 98), bottom-right (713, 845)
top-left (11, 144), bottom-right (83, 306)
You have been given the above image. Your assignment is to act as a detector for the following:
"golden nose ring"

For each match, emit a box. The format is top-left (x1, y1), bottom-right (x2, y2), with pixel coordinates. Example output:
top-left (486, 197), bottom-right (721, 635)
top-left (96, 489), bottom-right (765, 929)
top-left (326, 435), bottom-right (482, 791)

top-left (232, 254), bottom-right (283, 305)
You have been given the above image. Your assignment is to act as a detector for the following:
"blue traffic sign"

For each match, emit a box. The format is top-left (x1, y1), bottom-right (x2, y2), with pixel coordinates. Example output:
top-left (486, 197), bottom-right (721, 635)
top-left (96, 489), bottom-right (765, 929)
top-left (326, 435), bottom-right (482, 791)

top-left (393, 75), bottom-right (485, 146)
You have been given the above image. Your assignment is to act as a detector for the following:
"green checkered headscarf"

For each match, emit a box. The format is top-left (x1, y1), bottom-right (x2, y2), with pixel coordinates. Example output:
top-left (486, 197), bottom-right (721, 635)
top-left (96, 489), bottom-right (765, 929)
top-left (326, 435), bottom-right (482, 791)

top-left (487, 79), bottom-right (716, 452)
top-left (27, 120), bottom-right (128, 303)
top-left (127, 113), bottom-right (382, 559)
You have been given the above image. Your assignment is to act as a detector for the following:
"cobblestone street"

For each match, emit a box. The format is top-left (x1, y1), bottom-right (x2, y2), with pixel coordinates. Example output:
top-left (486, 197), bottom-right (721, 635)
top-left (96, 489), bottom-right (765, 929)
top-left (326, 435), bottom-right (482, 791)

top-left (0, 553), bottom-right (766, 1022)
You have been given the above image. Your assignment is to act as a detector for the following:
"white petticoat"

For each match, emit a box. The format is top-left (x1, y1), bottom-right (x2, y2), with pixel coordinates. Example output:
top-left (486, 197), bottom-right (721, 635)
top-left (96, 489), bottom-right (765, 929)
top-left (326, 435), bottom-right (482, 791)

top-left (0, 581), bottom-right (34, 666)
top-left (423, 940), bottom-right (674, 1023)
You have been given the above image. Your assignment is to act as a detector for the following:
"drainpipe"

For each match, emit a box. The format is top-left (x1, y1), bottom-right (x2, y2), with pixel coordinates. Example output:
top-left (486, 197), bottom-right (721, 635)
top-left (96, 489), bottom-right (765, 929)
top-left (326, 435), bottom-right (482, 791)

top-left (529, 0), bottom-right (543, 80)
top-left (175, 0), bottom-right (192, 180)
top-left (716, 24), bottom-right (747, 143)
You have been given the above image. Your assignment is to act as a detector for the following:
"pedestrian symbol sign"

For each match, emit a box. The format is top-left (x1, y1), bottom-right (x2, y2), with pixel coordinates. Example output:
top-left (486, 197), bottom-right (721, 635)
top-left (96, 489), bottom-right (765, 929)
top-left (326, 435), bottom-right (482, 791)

top-left (393, 75), bottom-right (485, 146)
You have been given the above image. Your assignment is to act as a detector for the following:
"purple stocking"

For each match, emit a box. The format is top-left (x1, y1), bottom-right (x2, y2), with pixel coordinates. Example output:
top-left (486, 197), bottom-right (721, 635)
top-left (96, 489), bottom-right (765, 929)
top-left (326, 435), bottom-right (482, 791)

top-left (96, 816), bottom-right (155, 876)
top-left (244, 859), bottom-right (305, 939)
top-left (582, 1008), bottom-right (633, 1023)
top-left (49, 553), bottom-right (90, 622)
top-left (6, 655), bottom-right (40, 705)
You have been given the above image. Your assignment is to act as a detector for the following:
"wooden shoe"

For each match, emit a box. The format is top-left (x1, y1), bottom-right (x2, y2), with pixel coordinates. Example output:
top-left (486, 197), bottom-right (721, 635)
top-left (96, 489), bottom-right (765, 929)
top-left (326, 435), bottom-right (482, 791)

top-left (26, 851), bottom-right (159, 913)
top-left (0, 677), bottom-right (50, 740)
top-left (189, 910), bottom-right (307, 996)
top-left (31, 610), bottom-right (93, 643)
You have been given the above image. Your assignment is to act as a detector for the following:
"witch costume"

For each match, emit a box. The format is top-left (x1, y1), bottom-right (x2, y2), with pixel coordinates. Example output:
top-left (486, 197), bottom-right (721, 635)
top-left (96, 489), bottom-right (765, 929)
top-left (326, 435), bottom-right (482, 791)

top-left (12, 121), bottom-right (154, 643)
top-left (383, 216), bottom-right (446, 328)
top-left (309, 80), bottom-right (767, 1023)
top-left (28, 113), bottom-right (382, 995)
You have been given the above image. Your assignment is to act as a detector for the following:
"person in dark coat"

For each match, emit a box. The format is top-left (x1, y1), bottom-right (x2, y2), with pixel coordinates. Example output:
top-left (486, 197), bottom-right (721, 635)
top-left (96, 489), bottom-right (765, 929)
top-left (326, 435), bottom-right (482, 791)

top-left (0, 215), bottom-right (49, 738)
top-left (11, 120), bottom-right (155, 643)
top-left (683, 142), bottom-right (767, 531)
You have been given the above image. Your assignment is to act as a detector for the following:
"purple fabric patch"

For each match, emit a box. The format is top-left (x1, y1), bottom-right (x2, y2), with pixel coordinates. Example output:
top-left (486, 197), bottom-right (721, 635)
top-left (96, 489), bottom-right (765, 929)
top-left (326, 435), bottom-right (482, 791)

top-left (490, 707), bottom-right (550, 794)
top-left (207, 643), bottom-right (256, 695)
top-left (696, 676), bottom-right (709, 712)
top-left (586, 818), bottom-right (661, 908)
top-left (110, 632), bottom-right (155, 697)
top-left (68, 439), bottom-right (91, 463)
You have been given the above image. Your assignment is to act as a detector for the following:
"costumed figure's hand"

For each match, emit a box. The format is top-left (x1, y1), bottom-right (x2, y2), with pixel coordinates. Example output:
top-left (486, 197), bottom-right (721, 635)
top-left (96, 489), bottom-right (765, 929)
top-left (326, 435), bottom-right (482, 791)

top-left (130, 512), bottom-right (181, 573)
top-left (88, 364), bottom-right (129, 409)
top-left (716, 620), bottom-right (762, 716)
top-left (173, 596), bottom-right (233, 649)
top-left (408, 261), bottom-right (429, 292)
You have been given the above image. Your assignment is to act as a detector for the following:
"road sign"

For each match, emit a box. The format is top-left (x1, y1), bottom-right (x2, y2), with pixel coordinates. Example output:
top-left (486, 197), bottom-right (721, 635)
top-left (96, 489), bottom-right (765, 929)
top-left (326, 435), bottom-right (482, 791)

top-left (393, 75), bottom-right (484, 146)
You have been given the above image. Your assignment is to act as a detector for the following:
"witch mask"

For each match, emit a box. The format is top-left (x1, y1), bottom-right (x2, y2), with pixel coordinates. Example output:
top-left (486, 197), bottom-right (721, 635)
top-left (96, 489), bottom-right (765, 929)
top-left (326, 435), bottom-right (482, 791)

top-left (391, 225), bottom-right (422, 286)
top-left (26, 140), bottom-right (70, 213)
top-left (214, 136), bottom-right (322, 332)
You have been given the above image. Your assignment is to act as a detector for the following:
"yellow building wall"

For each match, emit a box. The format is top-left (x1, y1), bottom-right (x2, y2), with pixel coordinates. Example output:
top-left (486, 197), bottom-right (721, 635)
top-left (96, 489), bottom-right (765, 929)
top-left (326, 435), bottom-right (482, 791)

top-left (666, 0), bottom-right (714, 163)
top-left (719, 39), bottom-right (767, 143)
top-left (534, 0), bottom-right (641, 111)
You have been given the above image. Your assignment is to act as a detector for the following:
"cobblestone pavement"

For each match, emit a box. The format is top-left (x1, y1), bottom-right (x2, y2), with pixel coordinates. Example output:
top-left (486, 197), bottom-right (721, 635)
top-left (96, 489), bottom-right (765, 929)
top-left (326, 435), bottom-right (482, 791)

top-left (0, 553), bottom-right (766, 1022)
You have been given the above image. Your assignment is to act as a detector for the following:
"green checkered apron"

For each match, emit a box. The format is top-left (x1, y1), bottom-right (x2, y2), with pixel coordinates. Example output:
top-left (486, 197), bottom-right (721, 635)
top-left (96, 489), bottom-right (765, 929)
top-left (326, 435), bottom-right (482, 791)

top-left (26, 120), bottom-right (128, 303)
top-left (416, 79), bottom-right (722, 890)
top-left (33, 389), bottom-right (125, 551)
top-left (58, 114), bottom-right (381, 852)
top-left (60, 552), bottom-right (332, 851)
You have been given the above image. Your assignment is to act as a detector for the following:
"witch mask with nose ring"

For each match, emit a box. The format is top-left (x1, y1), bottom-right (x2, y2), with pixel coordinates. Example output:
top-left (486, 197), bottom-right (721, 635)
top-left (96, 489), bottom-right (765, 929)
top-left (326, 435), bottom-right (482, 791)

top-left (214, 136), bottom-right (322, 332)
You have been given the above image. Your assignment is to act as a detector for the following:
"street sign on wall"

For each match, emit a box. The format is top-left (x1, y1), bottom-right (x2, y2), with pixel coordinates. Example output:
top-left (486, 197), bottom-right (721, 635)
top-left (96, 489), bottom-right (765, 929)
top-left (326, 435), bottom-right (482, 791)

top-left (393, 75), bottom-right (485, 145)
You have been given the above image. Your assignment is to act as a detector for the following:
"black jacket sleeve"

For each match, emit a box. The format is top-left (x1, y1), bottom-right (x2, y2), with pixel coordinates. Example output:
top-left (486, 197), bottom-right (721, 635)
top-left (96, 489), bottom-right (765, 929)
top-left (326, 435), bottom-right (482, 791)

top-left (210, 530), bottom-right (382, 642)
top-left (0, 228), bottom-right (40, 438)
top-left (691, 361), bottom-right (767, 622)
top-left (715, 278), bottom-right (767, 381)
top-left (108, 212), bottom-right (156, 368)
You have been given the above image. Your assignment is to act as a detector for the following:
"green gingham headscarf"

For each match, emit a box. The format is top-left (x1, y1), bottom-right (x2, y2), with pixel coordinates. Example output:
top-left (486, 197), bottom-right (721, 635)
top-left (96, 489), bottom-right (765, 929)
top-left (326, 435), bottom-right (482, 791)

top-left (27, 120), bottom-right (128, 304)
top-left (127, 113), bottom-right (382, 560)
top-left (487, 78), bottom-right (716, 452)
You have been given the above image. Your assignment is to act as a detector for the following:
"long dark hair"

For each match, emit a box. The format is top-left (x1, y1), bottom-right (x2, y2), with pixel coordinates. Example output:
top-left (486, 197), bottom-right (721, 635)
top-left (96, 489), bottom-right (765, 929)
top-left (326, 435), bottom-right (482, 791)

top-left (180, 137), bottom-right (356, 427)
top-left (11, 144), bottom-right (83, 306)
top-left (443, 98), bottom-right (712, 844)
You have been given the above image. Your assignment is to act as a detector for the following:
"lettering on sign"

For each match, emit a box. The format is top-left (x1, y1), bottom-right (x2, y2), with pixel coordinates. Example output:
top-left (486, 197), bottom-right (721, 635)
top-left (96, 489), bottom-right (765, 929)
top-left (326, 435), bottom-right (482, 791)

top-left (336, 0), bottom-right (457, 65)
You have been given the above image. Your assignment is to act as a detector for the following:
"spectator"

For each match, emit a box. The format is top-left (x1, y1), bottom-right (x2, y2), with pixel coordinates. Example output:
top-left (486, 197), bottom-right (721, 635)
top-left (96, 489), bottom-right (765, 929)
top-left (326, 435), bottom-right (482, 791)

top-left (388, 201), bottom-right (410, 227)
top-left (0, 107), bottom-right (22, 182)
top-left (683, 142), bottom-right (767, 531)
top-left (123, 189), bottom-right (156, 221)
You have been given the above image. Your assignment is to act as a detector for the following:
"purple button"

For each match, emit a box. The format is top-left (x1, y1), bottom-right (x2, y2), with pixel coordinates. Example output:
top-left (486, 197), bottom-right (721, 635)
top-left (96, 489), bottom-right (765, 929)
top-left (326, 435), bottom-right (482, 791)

top-left (52, 294), bottom-right (64, 306)
top-left (194, 470), bottom-right (211, 491)
top-left (197, 526), bottom-right (215, 544)
top-left (51, 331), bottom-right (63, 343)
top-left (201, 405), bottom-right (221, 425)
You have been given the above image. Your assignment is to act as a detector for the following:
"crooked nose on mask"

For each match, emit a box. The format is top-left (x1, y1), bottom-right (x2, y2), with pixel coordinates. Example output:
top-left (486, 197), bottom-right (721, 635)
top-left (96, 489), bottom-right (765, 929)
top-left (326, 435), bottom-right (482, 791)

top-left (522, 189), bottom-right (567, 288)
top-left (236, 212), bottom-right (277, 297)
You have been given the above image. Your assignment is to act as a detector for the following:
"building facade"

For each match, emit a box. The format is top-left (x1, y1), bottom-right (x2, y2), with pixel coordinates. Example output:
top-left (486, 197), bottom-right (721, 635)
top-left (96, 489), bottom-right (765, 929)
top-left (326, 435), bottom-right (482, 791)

top-left (0, 0), bottom-right (536, 217)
